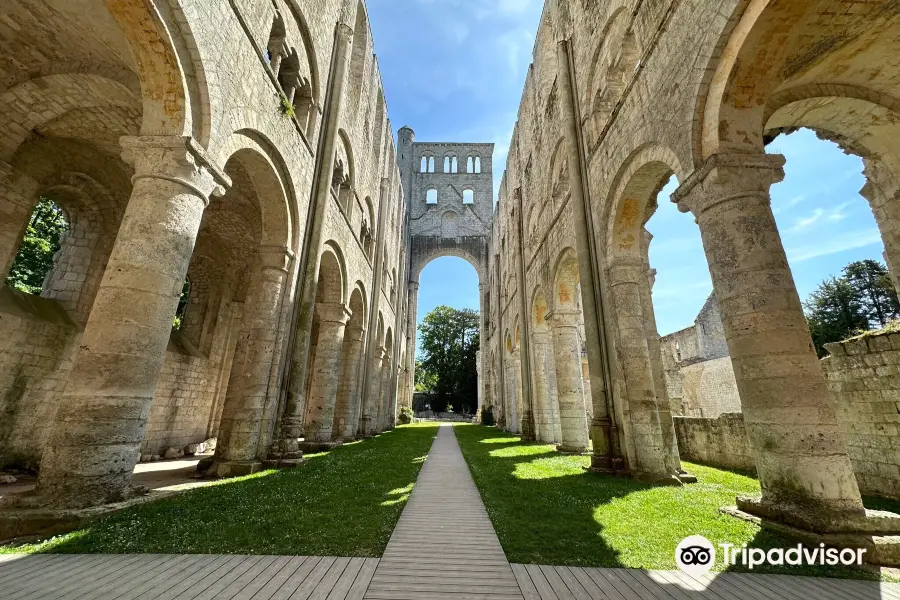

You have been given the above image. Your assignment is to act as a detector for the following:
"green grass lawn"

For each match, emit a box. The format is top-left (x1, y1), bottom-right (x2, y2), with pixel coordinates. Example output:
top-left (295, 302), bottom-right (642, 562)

top-left (454, 423), bottom-right (899, 581)
top-left (1, 423), bottom-right (438, 556)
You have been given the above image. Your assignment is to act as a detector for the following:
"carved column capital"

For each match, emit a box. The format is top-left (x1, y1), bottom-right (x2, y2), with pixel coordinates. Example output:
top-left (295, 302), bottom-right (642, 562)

top-left (315, 301), bottom-right (351, 324)
top-left (671, 152), bottom-right (785, 218)
top-left (258, 245), bottom-right (294, 273)
top-left (120, 136), bottom-right (231, 204)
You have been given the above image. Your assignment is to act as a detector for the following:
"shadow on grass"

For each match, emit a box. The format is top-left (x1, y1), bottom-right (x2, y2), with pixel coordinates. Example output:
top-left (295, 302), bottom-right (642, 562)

top-left (0, 423), bottom-right (440, 557)
top-left (455, 424), bottom-right (893, 583)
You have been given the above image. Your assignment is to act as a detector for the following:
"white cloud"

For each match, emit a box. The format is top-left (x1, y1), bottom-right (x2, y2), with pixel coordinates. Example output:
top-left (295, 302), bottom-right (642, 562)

top-left (786, 228), bottom-right (883, 263)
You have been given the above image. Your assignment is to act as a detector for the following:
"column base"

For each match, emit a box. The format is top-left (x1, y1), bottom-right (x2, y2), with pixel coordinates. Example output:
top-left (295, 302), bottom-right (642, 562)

top-left (723, 500), bottom-right (900, 567)
top-left (556, 444), bottom-right (588, 455)
top-left (677, 472), bottom-right (698, 484)
top-left (735, 495), bottom-right (900, 534)
top-left (297, 440), bottom-right (344, 453)
top-left (261, 457), bottom-right (306, 469)
top-left (205, 460), bottom-right (263, 478)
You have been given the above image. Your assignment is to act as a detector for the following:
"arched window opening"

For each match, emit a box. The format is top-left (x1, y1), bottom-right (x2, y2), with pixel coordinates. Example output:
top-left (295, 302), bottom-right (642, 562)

top-left (463, 190), bottom-right (474, 205)
top-left (426, 189), bottom-right (438, 205)
top-left (362, 196), bottom-right (376, 259)
top-left (266, 13), bottom-right (287, 72)
top-left (428, 156), bottom-right (435, 173)
top-left (173, 277), bottom-right (191, 330)
top-left (467, 156), bottom-right (474, 173)
top-left (331, 157), bottom-right (352, 213)
top-left (444, 156), bottom-right (451, 173)
top-left (6, 197), bottom-right (68, 295)
top-left (474, 157), bottom-right (482, 173)
top-left (420, 156), bottom-right (428, 173)
top-left (451, 156), bottom-right (458, 173)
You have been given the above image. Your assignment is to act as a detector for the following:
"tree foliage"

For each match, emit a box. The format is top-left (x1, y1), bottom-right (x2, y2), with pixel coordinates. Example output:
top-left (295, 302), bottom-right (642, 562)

top-left (804, 259), bottom-right (900, 356)
top-left (416, 305), bottom-right (480, 413)
top-left (5, 198), bottom-right (68, 294)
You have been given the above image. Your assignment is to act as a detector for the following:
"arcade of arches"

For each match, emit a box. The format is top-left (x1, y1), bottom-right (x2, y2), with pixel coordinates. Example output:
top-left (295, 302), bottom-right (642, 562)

top-left (1, 0), bottom-right (900, 561)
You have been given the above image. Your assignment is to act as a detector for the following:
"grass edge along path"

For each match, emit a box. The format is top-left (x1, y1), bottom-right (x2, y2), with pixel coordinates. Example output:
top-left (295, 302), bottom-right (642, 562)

top-left (0, 423), bottom-right (439, 556)
top-left (454, 423), bottom-right (899, 582)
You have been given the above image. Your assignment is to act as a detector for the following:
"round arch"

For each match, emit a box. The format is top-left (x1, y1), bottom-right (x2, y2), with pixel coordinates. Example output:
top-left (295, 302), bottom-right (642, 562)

top-left (410, 249), bottom-right (485, 284)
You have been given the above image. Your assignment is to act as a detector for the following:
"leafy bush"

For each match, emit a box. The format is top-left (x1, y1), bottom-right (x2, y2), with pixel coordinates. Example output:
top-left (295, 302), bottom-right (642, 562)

top-left (480, 405), bottom-right (495, 426)
top-left (398, 405), bottom-right (415, 425)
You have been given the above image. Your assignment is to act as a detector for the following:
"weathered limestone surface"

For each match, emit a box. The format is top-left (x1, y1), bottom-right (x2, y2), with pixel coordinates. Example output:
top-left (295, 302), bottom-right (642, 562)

top-left (674, 414), bottom-right (756, 472)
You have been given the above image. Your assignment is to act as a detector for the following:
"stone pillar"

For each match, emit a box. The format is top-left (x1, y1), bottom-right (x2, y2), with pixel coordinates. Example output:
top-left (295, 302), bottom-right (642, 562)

top-left (304, 302), bottom-right (351, 443)
top-left (404, 281), bottom-right (418, 408)
top-left (32, 136), bottom-right (227, 507)
top-left (0, 162), bottom-right (39, 281)
top-left (377, 356), bottom-right (393, 431)
top-left (512, 349), bottom-right (526, 435)
top-left (504, 358), bottom-right (519, 433)
top-left (607, 257), bottom-right (677, 482)
top-left (212, 246), bottom-right (293, 476)
top-left (360, 346), bottom-right (386, 436)
top-left (549, 310), bottom-right (589, 453)
top-left (673, 152), bottom-right (866, 527)
top-left (334, 324), bottom-right (365, 441)
top-left (640, 231), bottom-right (683, 475)
top-left (276, 22), bottom-right (353, 453)
top-left (531, 331), bottom-right (555, 442)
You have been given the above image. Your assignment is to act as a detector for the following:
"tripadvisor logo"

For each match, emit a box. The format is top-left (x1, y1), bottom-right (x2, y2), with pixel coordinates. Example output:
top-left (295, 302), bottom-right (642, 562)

top-left (675, 535), bottom-right (867, 575)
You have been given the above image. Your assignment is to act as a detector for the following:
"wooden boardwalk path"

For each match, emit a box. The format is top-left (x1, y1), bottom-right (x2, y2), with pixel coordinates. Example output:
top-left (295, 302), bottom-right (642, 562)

top-left (363, 424), bottom-right (523, 600)
top-left (2, 423), bottom-right (900, 599)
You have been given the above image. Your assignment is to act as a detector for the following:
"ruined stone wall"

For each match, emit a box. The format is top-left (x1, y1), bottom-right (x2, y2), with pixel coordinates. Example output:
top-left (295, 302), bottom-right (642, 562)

top-left (679, 357), bottom-right (742, 418)
top-left (822, 334), bottom-right (900, 500)
top-left (674, 414), bottom-right (755, 472)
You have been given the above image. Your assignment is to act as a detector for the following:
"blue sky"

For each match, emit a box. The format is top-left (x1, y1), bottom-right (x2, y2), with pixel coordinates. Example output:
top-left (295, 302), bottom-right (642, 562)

top-left (367, 2), bottom-right (886, 339)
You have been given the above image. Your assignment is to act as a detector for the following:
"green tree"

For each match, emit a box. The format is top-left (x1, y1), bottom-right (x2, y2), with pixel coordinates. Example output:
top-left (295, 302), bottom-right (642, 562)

top-left (414, 359), bottom-right (437, 392)
top-left (417, 305), bottom-right (480, 413)
top-left (843, 259), bottom-right (900, 327)
top-left (5, 198), bottom-right (68, 294)
top-left (804, 276), bottom-right (870, 357)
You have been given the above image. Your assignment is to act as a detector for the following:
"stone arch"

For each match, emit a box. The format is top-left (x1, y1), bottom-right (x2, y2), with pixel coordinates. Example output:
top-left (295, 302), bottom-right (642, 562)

top-left (604, 144), bottom-right (684, 261)
top-left (348, 0), bottom-right (370, 120)
top-left (333, 130), bottom-right (355, 212)
top-left (318, 242), bottom-right (347, 305)
top-left (697, 0), bottom-right (900, 162)
top-left (552, 246), bottom-right (581, 312)
top-left (410, 247), bottom-right (485, 284)
top-left (582, 6), bottom-right (639, 148)
top-left (546, 137), bottom-right (569, 211)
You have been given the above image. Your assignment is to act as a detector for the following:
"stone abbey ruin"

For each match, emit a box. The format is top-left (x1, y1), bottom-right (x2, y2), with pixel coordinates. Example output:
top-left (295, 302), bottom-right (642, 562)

top-left (1, 0), bottom-right (900, 567)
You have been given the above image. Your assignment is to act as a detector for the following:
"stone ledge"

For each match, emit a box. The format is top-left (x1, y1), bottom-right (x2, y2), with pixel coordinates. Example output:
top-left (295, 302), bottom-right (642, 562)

top-left (721, 505), bottom-right (900, 567)
top-left (0, 490), bottom-right (178, 544)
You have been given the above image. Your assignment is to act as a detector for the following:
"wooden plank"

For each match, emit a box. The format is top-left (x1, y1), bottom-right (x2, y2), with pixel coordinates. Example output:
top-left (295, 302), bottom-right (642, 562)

top-left (539, 564), bottom-right (578, 599)
top-left (143, 554), bottom-right (238, 600)
top-left (345, 558), bottom-right (378, 600)
top-left (7, 554), bottom-right (109, 599)
top-left (524, 564), bottom-right (558, 600)
top-left (585, 568), bottom-right (643, 600)
top-left (268, 556), bottom-right (323, 600)
top-left (309, 557), bottom-right (350, 600)
top-left (43, 554), bottom-right (148, 600)
top-left (239, 556), bottom-right (309, 600)
top-left (114, 554), bottom-right (211, 600)
top-left (510, 564), bottom-right (541, 600)
top-left (552, 566), bottom-right (595, 600)
top-left (325, 557), bottom-right (363, 600)
top-left (224, 555), bottom-right (293, 600)
top-left (0, 555), bottom-right (58, 583)
top-left (188, 555), bottom-right (272, 600)
top-left (288, 556), bottom-right (336, 600)
top-left (65, 554), bottom-right (185, 600)
top-left (567, 566), bottom-right (614, 600)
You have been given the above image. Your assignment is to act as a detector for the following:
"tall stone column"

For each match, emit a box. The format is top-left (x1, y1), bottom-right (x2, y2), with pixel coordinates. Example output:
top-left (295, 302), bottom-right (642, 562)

top-left (404, 281), bottom-right (418, 408)
top-left (607, 257), bottom-right (677, 482)
top-left (549, 310), bottom-right (589, 453)
top-left (512, 349), bottom-right (526, 435)
top-left (360, 346), bottom-right (386, 436)
top-left (304, 302), bottom-right (351, 443)
top-left (213, 246), bottom-right (293, 476)
top-left (504, 358), bottom-right (519, 433)
top-left (275, 22), bottom-right (353, 453)
top-left (673, 152), bottom-right (867, 527)
top-left (530, 331), bottom-right (554, 442)
top-left (640, 231), bottom-right (682, 475)
top-left (334, 324), bottom-right (365, 441)
top-left (377, 356), bottom-right (393, 431)
top-left (0, 162), bottom-right (39, 281)
top-left (30, 135), bottom-right (227, 507)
